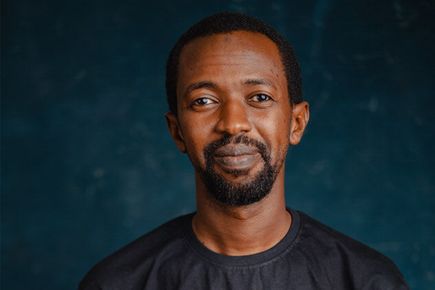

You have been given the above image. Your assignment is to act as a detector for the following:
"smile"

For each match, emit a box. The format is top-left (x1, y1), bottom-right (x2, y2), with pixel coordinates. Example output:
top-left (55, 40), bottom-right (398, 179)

top-left (213, 144), bottom-right (261, 172)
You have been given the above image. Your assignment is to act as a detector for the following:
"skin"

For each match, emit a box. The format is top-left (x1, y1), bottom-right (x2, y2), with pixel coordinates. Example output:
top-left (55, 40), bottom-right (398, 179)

top-left (166, 31), bottom-right (309, 256)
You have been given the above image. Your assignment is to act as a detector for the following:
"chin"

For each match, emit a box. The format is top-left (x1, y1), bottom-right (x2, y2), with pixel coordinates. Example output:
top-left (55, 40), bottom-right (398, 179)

top-left (201, 163), bottom-right (278, 207)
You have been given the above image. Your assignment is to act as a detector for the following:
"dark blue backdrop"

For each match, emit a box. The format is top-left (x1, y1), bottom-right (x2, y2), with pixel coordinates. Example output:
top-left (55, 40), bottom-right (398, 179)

top-left (2, 0), bottom-right (434, 289)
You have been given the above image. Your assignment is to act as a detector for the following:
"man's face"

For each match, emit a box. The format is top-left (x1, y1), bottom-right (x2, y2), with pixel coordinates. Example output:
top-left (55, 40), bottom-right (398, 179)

top-left (167, 31), bottom-right (307, 205)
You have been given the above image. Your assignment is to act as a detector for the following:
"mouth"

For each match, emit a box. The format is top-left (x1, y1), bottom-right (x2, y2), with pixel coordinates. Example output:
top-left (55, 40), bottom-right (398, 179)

top-left (212, 144), bottom-right (261, 172)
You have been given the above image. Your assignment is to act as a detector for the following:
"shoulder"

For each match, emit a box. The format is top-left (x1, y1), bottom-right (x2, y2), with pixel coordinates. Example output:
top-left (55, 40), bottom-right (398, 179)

top-left (78, 213), bottom-right (193, 290)
top-left (294, 211), bottom-right (409, 289)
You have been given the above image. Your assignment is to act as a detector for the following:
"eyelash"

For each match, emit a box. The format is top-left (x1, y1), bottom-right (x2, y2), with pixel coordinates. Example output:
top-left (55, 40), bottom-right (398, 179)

top-left (190, 93), bottom-right (273, 108)
top-left (192, 97), bottom-right (216, 106)
top-left (250, 94), bottom-right (272, 102)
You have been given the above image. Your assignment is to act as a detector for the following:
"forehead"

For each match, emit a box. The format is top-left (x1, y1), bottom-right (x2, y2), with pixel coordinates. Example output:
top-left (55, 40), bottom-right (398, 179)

top-left (180, 30), bottom-right (282, 61)
top-left (177, 31), bottom-right (286, 94)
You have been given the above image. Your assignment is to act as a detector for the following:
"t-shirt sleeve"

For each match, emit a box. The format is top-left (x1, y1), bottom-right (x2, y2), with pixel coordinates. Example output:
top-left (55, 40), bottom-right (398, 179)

top-left (78, 274), bottom-right (103, 290)
top-left (361, 272), bottom-right (410, 290)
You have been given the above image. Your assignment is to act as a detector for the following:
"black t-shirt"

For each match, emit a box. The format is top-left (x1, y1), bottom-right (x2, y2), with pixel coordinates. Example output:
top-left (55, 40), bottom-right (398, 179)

top-left (79, 210), bottom-right (409, 290)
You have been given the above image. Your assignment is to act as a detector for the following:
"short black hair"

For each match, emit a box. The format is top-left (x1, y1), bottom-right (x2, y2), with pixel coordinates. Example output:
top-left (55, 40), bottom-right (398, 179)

top-left (165, 12), bottom-right (303, 115)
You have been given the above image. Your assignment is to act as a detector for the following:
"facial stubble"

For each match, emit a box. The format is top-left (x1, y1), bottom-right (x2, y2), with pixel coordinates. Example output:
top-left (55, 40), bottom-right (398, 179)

top-left (200, 135), bottom-right (285, 206)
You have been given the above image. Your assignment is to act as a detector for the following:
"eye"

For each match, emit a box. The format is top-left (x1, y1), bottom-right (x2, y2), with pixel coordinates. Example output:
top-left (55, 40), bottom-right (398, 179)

top-left (249, 94), bottom-right (273, 103)
top-left (191, 97), bottom-right (217, 107)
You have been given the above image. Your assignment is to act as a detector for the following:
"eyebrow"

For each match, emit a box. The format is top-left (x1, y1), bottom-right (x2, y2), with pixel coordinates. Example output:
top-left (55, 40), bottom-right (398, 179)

top-left (183, 81), bottom-right (217, 98)
top-left (243, 78), bottom-right (276, 89)
top-left (182, 78), bottom-right (276, 98)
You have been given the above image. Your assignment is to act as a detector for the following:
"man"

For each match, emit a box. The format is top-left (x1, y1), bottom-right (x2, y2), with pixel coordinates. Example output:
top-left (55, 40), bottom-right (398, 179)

top-left (79, 12), bottom-right (409, 289)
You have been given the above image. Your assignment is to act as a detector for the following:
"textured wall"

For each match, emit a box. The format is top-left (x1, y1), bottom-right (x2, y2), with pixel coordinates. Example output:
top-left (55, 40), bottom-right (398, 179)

top-left (2, 0), bottom-right (434, 289)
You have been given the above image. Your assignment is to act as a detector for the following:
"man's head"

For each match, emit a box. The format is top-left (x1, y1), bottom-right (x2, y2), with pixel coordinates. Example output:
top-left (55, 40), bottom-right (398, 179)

top-left (166, 12), bottom-right (303, 115)
top-left (165, 12), bottom-right (309, 206)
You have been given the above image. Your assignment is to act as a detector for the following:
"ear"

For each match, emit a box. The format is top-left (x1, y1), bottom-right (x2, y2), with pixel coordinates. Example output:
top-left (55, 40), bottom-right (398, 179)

top-left (165, 112), bottom-right (187, 153)
top-left (289, 101), bottom-right (310, 145)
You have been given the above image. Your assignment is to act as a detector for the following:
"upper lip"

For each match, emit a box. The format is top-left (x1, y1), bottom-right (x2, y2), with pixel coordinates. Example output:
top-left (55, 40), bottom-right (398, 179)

top-left (214, 144), bottom-right (258, 157)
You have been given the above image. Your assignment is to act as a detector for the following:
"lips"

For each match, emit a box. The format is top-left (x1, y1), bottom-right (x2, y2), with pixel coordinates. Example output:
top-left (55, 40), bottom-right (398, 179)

top-left (213, 144), bottom-right (260, 172)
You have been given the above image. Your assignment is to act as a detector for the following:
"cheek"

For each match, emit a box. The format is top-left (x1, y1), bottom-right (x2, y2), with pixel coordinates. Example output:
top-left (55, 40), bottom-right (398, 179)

top-left (263, 112), bottom-right (292, 160)
top-left (270, 128), bottom-right (290, 158)
top-left (279, 117), bottom-right (292, 147)
top-left (180, 118), bottom-right (213, 165)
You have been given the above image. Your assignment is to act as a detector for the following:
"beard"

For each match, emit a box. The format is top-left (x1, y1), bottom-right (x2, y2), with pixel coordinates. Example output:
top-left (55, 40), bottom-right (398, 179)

top-left (199, 134), bottom-right (282, 206)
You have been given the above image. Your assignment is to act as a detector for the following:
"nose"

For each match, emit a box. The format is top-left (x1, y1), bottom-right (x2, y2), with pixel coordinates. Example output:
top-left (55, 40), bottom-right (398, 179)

top-left (215, 100), bottom-right (252, 135)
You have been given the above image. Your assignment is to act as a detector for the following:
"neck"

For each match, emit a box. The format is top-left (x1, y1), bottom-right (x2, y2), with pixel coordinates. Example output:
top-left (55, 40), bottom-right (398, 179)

top-left (192, 170), bottom-right (291, 256)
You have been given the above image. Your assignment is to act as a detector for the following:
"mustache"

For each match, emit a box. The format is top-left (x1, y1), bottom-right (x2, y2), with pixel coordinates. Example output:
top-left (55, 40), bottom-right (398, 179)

top-left (204, 134), bottom-right (270, 163)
